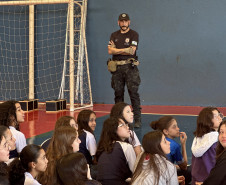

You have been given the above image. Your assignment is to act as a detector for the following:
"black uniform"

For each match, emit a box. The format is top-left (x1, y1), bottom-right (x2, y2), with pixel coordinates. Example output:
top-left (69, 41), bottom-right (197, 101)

top-left (110, 29), bottom-right (141, 123)
top-left (203, 150), bottom-right (226, 185)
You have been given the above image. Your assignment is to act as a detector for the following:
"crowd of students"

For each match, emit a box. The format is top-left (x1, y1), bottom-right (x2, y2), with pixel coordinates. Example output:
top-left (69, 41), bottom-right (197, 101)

top-left (0, 101), bottom-right (225, 185)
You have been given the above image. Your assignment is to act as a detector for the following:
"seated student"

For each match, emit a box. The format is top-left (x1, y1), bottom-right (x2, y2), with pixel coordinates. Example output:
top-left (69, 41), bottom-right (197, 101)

top-left (8, 144), bottom-right (48, 185)
top-left (191, 107), bottom-right (223, 185)
top-left (0, 126), bottom-right (16, 164)
top-left (56, 152), bottom-right (101, 185)
top-left (0, 100), bottom-right (26, 158)
top-left (77, 110), bottom-right (98, 179)
top-left (110, 102), bottom-right (142, 156)
top-left (77, 110), bottom-right (97, 165)
top-left (96, 117), bottom-right (136, 185)
top-left (0, 127), bottom-right (10, 179)
top-left (38, 127), bottom-right (81, 185)
top-left (131, 130), bottom-right (179, 185)
top-left (203, 120), bottom-right (226, 185)
top-left (41, 116), bottom-right (78, 151)
top-left (150, 116), bottom-right (191, 184)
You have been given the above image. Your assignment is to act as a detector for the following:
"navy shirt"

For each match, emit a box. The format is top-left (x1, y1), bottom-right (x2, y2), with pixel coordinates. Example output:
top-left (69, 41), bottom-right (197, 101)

top-left (97, 142), bottom-right (132, 185)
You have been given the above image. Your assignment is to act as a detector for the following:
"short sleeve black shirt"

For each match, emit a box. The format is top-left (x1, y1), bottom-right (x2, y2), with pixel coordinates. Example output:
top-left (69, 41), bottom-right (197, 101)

top-left (110, 29), bottom-right (139, 61)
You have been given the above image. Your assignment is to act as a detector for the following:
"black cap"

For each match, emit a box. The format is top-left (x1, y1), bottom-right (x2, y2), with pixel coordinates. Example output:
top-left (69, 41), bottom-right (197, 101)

top-left (118, 13), bottom-right (130, 21)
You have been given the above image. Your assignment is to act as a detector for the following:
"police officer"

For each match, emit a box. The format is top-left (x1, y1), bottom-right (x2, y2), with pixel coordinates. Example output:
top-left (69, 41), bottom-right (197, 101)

top-left (108, 13), bottom-right (142, 127)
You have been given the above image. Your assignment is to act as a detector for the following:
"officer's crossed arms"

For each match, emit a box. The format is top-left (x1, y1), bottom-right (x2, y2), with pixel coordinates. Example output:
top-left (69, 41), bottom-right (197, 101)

top-left (108, 40), bottom-right (136, 55)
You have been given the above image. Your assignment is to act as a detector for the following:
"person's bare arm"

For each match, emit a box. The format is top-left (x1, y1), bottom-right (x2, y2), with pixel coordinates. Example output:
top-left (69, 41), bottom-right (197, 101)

top-left (178, 132), bottom-right (188, 170)
top-left (108, 40), bottom-right (136, 55)
top-left (133, 145), bottom-right (142, 156)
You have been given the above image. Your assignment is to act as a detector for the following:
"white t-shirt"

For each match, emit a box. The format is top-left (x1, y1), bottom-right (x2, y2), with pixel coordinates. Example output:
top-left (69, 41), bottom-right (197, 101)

top-left (9, 126), bottom-right (27, 153)
top-left (24, 172), bottom-right (41, 185)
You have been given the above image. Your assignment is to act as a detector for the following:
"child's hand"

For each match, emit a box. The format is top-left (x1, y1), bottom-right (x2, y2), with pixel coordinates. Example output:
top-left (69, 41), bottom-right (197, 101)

top-left (180, 132), bottom-right (187, 145)
top-left (178, 175), bottom-right (185, 185)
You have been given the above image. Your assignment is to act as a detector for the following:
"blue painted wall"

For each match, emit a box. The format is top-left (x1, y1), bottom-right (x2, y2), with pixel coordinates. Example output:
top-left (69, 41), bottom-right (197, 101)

top-left (87, 0), bottom-right (226, 106)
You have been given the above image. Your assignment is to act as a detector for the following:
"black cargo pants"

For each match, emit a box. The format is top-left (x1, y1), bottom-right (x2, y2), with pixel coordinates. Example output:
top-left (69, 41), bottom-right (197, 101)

top-left (111, 64), bottom-right (141, 122)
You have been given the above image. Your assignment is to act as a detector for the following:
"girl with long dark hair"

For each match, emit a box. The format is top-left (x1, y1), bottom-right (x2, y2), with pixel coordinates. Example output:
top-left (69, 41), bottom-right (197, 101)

top-left (110, 102), bottom-right (142, 156)
top-left (191, 107), bottom-right (223, 184)
top-left (96, 117), bottom-right (136, 185)
top-left (56, 153), bottom-right (101, 185)
top-left (203, 120), bottom-right (226, 185)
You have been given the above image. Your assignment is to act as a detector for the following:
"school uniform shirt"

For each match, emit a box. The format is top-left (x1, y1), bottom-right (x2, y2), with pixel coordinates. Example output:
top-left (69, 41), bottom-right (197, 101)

top-left (203, 150), bottom-right (226, 185)
top-left (128, 130), bottom-right (141, 147)
top-left (9, 148), bottom-right (19, 159)
top-left (79, 129), bottom-right (97, 164)
top-left (166, 137), bottom-right (184, 165)
top-left (132, 153), bottom-right (178, 185)
top-left (191, 131), bottom-right (218, 185)
top-left (9, 126), bottom-right (27, 153)
top-left (24, 172), bottom-right (41, 185)
top-left (97, 141), bottom-right (136, 185)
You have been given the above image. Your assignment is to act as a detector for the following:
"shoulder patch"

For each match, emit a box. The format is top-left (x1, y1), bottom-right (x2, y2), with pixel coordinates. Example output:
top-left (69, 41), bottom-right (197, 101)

top-left (132, 41), bottom-right (137, 46)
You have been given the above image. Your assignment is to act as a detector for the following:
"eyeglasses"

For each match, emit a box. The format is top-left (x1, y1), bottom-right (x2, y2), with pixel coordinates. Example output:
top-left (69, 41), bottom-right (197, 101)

top-left (213, 113), bottom-right (224, 119)
top-left (118, 123), bottom-right (129, 128)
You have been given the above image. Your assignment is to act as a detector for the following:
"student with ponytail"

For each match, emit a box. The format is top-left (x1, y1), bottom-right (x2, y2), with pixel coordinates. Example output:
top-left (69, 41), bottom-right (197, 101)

top-left (150, 116), bottom-right (190, 184)
top-left (8, 144), bottom-right (48, 185)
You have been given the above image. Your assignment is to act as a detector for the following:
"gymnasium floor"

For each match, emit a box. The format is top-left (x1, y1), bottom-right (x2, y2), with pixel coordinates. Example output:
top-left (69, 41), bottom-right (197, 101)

top-left (21, 104), bottom-right (226, 163)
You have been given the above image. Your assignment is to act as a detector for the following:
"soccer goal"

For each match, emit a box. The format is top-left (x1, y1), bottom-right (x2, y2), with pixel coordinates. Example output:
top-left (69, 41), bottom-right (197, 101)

top-left (0, 0), bottom-right (93, 111)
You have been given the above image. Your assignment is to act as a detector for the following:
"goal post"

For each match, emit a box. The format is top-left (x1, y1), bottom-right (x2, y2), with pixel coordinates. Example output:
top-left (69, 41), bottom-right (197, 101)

top-left (29, 4), bottom-right (34, 100)
top-left (0, 0), bottom-right (93, 110)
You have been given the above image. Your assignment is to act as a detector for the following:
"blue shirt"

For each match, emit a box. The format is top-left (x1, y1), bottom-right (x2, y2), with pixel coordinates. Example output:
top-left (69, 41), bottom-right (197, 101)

top-left (166, 137), bottom-right (183, 164)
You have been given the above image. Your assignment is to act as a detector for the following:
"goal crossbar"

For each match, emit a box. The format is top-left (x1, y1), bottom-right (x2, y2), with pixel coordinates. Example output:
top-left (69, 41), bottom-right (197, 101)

top-left (0, 0), bottom-right (70, 6)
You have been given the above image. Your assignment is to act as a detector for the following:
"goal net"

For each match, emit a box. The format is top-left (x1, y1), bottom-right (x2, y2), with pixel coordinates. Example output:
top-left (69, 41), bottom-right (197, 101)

top-left (0, 0), bottom-right (92, 110)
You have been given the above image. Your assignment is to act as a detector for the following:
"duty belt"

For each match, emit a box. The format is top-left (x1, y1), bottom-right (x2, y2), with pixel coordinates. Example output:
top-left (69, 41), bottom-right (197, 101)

top-left (114, 60), bottom-right (130, 65)
top-left (107, 58), bottom-right (140, 72)
top-left (114, 58), bottom-right (139, 66)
